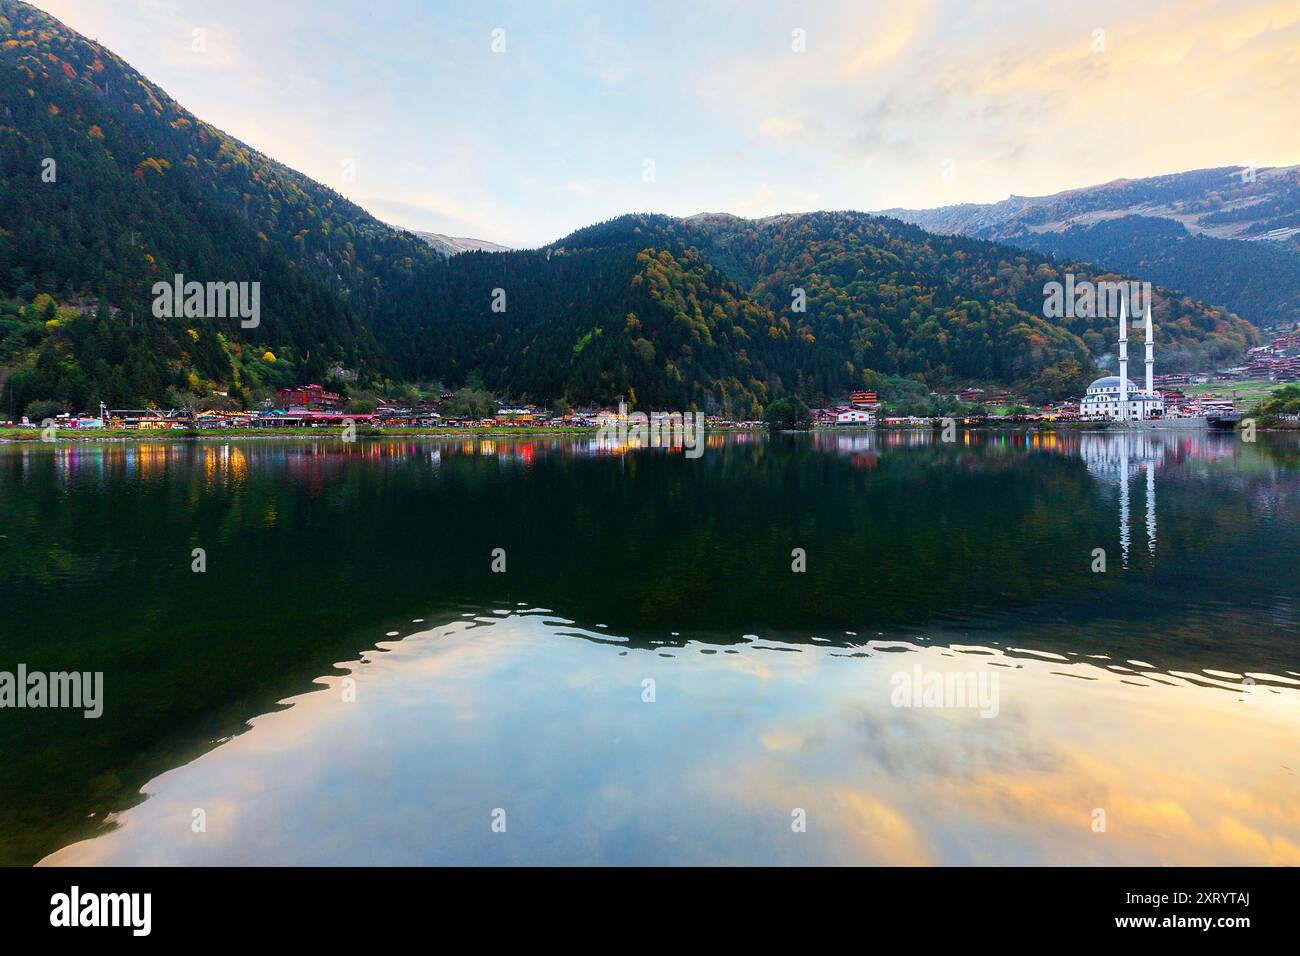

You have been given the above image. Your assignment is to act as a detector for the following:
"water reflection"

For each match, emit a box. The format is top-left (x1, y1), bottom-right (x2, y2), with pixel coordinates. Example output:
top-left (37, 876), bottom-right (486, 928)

top-left (2, 430), bottom-right (1297, 865)
top-left (2, 425), bottom-right (1271, 474)
top-left (1079, 434), bottom-right (1164, 564)
top-left (41, 609), bottom-right (1300, 866)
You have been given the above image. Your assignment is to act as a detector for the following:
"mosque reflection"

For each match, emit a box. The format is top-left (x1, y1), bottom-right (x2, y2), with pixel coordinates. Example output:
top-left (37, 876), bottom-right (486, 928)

top-left (1080, 432), bottom-right (1164, 565)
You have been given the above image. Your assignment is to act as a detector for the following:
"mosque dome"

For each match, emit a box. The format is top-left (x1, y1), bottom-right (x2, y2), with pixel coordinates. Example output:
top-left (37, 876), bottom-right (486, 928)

top-left (1087, 376), bottom-right (1141, 391)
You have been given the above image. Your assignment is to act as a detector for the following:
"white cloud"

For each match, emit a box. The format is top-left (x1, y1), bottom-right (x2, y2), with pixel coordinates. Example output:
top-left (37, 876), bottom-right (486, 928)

top-left (27, 0), bottom-right (1300, 242)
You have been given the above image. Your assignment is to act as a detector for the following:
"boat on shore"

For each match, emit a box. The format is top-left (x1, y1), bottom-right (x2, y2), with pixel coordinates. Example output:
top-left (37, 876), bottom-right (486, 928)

top-left (1206, 412), bottom-right (1242, 430)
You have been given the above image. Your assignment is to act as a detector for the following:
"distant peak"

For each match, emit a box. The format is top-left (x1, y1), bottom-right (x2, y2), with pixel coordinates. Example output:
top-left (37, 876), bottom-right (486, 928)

top-left (413, 231), bottom-right (511, 256)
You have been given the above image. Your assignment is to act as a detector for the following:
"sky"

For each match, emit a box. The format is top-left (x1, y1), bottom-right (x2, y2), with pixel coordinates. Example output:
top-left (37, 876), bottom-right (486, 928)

top-left (29, 0), bottom-right (1300, 248)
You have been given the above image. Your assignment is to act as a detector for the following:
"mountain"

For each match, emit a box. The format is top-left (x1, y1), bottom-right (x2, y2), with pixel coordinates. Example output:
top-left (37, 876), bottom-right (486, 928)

top-left (374, 211), bottom-right (1257, 417)
top-left (0, 0), bottom-right (436, 414)
top-left (0, 1), bottom-right (1262, 419)
top-left (882, 166), bottom-right (1300, 329)
top-left (413, 231), bottom-right (510, 256)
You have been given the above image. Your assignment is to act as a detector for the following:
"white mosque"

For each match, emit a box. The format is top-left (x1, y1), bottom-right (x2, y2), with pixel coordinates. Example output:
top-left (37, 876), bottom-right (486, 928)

top-left (1079, 301), bottom-right (1165, 421)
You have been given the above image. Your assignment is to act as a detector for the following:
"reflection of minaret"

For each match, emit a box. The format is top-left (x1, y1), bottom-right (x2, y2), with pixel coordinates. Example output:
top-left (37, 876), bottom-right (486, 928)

top-left (1080, 432), bottom-right (1164, 567)
top-left (1119, 436), bottom-right (1130, 566)
top-left (1145, 460), bottom-right (1156, 555)
top-left (1144, 305), bottom-right (1155, 399)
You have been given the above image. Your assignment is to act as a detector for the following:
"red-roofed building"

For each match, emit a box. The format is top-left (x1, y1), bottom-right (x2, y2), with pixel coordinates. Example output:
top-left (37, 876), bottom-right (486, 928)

top-left (277, 384), bottom-right (342, 410)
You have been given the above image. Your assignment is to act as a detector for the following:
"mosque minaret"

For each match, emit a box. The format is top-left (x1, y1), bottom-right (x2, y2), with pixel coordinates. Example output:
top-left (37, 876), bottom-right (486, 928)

top-left (1118, 300), bottom-right (1129, 419)
top-left (1144, 304), bottom-right (1155, 399)
top-left (1079, 298), bottom-right (1165, 421)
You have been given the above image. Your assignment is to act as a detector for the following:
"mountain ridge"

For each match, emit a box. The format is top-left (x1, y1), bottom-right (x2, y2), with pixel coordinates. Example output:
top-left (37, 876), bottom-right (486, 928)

top-left (412, 231), bottom-right (511, 256)
top-left (372, 209), bottom-right (1256, 416)
top-left (881, 165), bottom-right (1300, 328)
top-left (881, 165), bottom-right (1300, 241)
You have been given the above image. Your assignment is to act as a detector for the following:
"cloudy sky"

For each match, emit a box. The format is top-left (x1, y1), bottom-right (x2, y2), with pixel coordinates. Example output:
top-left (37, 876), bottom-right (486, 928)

top-left (31, 0), bottom-right (1300, 248)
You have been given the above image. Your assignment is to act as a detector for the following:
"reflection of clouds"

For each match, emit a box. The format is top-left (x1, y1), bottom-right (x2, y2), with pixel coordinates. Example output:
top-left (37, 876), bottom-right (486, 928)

top-left (1216, 818), bottom-right (1300, 867)
top-left (724, 648), bottom-right (1300, 865)
top-left (830, 788), bottom-right (932, 866)
top-left (724, 654), bottom-right (773, 683)
top-left (40, 613), bottom-right (1300, 866)
top-left (937, 745), bottom-right (1300, 866)
top-left (759, 727), bottom-right (824, 753)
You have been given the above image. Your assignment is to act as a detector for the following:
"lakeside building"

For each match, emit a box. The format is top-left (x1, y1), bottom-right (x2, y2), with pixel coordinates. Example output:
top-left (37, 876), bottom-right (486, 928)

top-left (1197, 397), bottom-right (1236, 416)
top-left (1157, 387), bottom-right (1188, 409)
top-left (1079, 302), bottom-right (1165, 421)
top-left (1080, 377), bottom-right (1165, 419)
top-left (276, 385), bottom-right (342, 410)
top-left (194, 411), bottom-right (252, 428)
top-left (836, 408), bottom-right (875, 425)
top-left (51, 413), bottom-right (104, 428)
top-left (105, 408), bottom-right (190, 429)
top-left (250, 411), bottom-right (376, 427)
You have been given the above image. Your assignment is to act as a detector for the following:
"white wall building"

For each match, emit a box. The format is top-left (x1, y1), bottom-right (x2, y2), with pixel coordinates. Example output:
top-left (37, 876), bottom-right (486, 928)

top-left (1080, 377), bottom-right (1164, 420)
top-left (836, 409), bottom-right (875, 425)
top-left (1080, 301), bottom-right (1165, 421)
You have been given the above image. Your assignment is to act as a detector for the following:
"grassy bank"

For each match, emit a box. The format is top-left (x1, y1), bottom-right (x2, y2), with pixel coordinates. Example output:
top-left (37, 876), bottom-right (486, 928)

top-left (1185, 380), bottom-right (1284, 402)
top-left (0, 426), bottom-right (602, 442)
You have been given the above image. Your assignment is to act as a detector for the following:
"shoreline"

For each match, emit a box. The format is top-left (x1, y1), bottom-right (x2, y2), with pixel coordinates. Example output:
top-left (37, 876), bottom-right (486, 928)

top-left (3, 421), bottom-right (1294, 443)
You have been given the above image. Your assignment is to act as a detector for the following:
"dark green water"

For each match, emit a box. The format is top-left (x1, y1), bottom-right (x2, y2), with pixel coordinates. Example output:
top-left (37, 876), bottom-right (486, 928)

top-left (2, 430), bottom-right (1297, 865)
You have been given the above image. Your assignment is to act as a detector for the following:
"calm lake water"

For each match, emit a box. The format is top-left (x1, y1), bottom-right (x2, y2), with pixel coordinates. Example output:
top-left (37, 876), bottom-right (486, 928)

top-left (2, 429), bottom-right (1297, 866)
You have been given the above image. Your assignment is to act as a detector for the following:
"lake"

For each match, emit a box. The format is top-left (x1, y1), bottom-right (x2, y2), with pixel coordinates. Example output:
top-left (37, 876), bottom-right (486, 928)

top-left (2, 429), bottom-right (1297, 865)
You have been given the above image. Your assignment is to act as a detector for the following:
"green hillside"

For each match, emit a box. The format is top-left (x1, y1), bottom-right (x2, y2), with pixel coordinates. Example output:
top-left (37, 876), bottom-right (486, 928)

top-left (0, 0), bottom-right (435, 413)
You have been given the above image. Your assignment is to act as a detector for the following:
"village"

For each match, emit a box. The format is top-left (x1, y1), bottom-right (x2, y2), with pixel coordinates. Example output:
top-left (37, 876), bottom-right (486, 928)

top-left (4, 329), bottom-right (1297, 435)
top-left (5, 383), bottom-right (761, 433)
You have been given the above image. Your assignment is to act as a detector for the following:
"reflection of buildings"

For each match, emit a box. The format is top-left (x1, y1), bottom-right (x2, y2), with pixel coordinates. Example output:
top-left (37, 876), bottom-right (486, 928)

top-left (1080, 432), bottom-right (1165, 566)
top-left (20, 429), bottom-right (1251, 497)
top-left (203, 445), bottom-right (247, 487)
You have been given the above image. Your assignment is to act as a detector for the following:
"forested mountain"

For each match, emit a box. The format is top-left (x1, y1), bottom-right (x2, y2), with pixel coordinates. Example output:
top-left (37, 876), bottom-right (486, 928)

top-left (1021, 216), bottom-right (1300, 332)
top-left (0, 1), bottom-right (1262, 419)
top-left (884, 166), bottom-right (1300, 329)
top-left (0, 0), bottom-right (435, 414)
top-left (371, 211), bottom-right (1254, 417)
